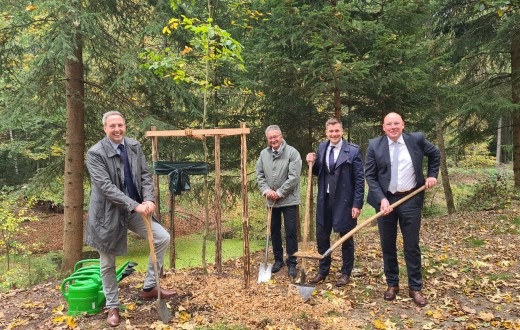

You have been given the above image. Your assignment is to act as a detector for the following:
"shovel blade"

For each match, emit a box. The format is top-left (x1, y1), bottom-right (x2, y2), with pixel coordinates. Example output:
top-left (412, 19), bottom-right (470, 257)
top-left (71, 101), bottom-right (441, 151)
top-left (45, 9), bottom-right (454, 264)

top-left (156, 299), bottom-right (173, 323)
top-left (295, 284), bottom-right (315, 302)
top-left (257, 263), bottom-right (272, 283)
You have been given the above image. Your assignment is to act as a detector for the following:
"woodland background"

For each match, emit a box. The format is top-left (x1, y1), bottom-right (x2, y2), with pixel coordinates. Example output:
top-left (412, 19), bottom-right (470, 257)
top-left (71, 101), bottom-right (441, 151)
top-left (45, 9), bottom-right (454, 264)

top-left (1, 1), bottom-right (520, 328)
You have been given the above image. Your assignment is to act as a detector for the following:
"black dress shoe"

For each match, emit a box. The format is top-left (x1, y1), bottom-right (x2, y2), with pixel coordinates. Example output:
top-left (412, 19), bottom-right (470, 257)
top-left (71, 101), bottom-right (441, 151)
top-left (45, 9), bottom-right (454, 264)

top-left (288, 265), bottom-right (297, 278)
top-left (271, 261), bottom-right (285, 273)
top-left (383, 286), bottom-right (399, 301)
top-left (409, 290), bottom-right (427, 307)
top-left (336, 274), bottom-right (350, 287)
top-left (309, 273), bottom-right (327, 284)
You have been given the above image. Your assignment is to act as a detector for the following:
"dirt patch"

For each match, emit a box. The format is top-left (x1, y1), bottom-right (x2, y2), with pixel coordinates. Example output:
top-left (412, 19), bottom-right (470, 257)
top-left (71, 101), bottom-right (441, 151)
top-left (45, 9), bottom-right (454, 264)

top-left (1, 209), bottom-right (520, 329)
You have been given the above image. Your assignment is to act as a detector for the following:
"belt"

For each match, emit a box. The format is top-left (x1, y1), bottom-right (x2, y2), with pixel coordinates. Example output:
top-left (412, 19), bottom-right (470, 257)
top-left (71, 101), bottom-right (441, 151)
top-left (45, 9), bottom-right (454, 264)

top-left (389, 188), bottom-right (417, 196)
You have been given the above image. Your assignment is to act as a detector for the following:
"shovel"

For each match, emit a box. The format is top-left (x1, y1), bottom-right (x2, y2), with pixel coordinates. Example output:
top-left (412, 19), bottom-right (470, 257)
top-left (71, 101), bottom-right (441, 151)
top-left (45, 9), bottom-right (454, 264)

top-left (258, 199), bottom-right (275, 283)
top-left (141, 214), bottom-right (173, 323)
top-left (294, 160), bottom-right (315, 301)
top-left (293, 185), bottom-right (426, 260)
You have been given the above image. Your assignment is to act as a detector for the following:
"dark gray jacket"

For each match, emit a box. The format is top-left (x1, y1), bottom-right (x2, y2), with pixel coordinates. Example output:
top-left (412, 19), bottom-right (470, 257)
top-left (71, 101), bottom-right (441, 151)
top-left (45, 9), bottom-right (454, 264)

top-left (85, 136), bottom-right (154, 255)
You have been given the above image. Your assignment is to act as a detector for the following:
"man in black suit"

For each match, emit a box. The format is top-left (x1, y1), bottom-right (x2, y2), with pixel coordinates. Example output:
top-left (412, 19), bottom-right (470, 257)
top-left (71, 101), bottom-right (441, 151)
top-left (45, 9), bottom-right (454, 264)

top-left (365, 112), bottom-right (440, 307)
top-left (306, 118), bottom-right (365, 287)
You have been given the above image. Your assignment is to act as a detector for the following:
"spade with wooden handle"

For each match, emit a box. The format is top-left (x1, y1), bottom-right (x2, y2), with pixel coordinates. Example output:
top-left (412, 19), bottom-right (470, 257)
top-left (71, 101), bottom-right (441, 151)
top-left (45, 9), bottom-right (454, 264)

top-left (141, 214), bottom-right (172, 323)
top-left (293, 185), bottom-right (426, 260)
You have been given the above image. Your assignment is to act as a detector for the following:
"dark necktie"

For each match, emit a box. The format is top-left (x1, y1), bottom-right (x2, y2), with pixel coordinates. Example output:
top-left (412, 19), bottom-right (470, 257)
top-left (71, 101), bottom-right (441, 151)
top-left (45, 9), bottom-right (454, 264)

top-left (118, 144), bottom-right (140, 202)
top-left (328, 145), bottom-right (336, 172)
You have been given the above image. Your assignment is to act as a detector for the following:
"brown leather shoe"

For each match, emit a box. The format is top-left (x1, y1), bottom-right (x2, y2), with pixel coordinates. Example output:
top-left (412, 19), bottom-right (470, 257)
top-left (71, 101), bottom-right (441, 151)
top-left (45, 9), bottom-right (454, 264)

top-left (140, 287), bottom-right (177, 300)
top-left (308, 273), bottom-right (327, 284)
top-left (336, 275), bottom-right (350, 287)
top-left (409, 290), bottom-right (427, 307)
top-left (383, 286), bottom-right (399, 301)
top-left (107, 308), bottom-right (120, 327)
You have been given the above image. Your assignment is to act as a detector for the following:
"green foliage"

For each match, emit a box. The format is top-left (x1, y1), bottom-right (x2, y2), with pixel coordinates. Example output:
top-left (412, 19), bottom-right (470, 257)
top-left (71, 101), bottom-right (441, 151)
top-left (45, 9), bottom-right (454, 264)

top-left (457, 143), bottom-right (496, 168)
top-left (141, 15), bottom-right (245, 88)
top-left (0, 188), bottom-right (37, 270)
top-left (458, 173), bottom-right (515, 211)
top-left (0, 252), bottom-right (61, 292)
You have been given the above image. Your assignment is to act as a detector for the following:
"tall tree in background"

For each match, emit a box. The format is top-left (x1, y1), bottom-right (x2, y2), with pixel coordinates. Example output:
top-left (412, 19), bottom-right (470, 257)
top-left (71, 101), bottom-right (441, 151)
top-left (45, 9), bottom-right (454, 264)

top-left (437, 1), bottom-right (520, 186)
top-left (62, 14), bottom-right (85, 271)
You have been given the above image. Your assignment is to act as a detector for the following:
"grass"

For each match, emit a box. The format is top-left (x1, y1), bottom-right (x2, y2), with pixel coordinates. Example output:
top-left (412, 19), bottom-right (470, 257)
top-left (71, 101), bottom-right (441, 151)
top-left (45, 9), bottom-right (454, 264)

top-left (118, 233), bottom-right (264, 272)
top-left (0, 233), bottom-right (264, 292)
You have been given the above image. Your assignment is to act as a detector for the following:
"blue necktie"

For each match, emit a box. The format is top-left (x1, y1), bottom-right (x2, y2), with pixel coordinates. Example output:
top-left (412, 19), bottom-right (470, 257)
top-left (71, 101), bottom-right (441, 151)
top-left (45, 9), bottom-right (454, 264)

top-left (118, 144), bottom-right (140, 202)
top-left (328, 145), bottom-right (336, 172)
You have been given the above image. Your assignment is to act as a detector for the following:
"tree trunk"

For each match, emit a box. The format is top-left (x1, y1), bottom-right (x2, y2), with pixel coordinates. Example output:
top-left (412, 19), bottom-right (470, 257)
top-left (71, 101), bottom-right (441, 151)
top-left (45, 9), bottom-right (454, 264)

top-left (436, 119), bottom-right (456, 214)
top-left (512, 30), bottom-right (520, 188)
top-left (496, 116), bottom-right (502, 166)
top-left (61, 33), bottom-right (85, 274)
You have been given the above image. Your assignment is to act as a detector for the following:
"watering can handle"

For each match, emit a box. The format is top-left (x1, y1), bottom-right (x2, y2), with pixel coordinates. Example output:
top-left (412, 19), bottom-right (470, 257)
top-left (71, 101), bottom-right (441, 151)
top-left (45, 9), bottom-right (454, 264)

top-left (61, 275), bottom-right (99, 297)
top-left (73, 259), bottom-right (100, 272)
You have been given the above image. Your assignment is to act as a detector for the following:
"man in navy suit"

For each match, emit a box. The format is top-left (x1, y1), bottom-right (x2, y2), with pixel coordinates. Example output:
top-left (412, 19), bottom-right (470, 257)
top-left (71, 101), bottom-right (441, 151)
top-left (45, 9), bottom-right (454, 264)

top-left (365, 112), bottom-right (440, 307)
top-left (306, 118), bottom-right (365, 287)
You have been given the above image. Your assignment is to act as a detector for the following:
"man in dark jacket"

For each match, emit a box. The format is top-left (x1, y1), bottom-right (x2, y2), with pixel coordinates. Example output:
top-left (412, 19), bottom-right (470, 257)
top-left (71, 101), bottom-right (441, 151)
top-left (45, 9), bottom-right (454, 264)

top-left (306, 118), bottom-right (365, 287)
top-left (365, 112), bottom-right (440, 307)
top-left (85, 111), bottom-right (175, 327)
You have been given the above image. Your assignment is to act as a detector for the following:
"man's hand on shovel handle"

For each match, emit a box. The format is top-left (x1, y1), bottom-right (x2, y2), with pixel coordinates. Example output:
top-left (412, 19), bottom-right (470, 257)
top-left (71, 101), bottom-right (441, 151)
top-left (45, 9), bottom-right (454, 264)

top-left (134, 201), bottom-right (156, 216)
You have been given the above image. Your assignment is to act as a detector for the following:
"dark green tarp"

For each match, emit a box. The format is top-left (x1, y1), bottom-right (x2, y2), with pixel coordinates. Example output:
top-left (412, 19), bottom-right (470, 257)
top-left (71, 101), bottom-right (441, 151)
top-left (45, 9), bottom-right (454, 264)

top-left (153, 161), bottom-right (209, 195)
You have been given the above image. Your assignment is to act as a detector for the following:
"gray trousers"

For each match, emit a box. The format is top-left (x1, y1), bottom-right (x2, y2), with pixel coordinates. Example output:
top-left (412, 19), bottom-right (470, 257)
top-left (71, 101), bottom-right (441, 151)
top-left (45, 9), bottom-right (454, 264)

top-left (99, 212), bottom-right (170, 309)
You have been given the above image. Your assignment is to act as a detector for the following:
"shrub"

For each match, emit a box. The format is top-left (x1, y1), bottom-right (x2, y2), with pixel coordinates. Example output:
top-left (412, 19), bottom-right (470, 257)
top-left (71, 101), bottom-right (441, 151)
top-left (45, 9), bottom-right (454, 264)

top-left (458, 173), bottom-right (514, 211)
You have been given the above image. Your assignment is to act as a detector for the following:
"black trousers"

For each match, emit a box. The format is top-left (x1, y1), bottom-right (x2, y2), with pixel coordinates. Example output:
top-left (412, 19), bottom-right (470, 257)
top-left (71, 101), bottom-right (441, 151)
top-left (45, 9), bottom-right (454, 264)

top-left (316, 194), bottom-right (356, 276)
top-left (270, 205), bottom-right (298, 266)
top-left (378, 192), bottom-right (423, 291)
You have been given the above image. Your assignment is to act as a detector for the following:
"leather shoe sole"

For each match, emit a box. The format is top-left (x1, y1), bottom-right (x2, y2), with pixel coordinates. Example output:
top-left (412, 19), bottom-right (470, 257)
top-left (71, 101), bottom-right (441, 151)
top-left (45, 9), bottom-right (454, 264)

top-left (107, 308), bottom-right (120, 327)
top-left (409, 290), bottom-right (427, 307)
top-left (383, 286), bottom-right (399, 301)
top-left (140, 287), bottom-right (177, 300)
top-left (336, 275), bottom-right (350, 287)
top-left (309, 273), bottom-right (327, 284)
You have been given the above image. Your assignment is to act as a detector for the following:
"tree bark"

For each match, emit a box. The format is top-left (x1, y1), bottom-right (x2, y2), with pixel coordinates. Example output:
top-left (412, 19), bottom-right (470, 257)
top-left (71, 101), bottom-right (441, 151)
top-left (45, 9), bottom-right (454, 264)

top-left (435, 119), bottom-right (455, 214)
top-left (496, 116), bottom-right (502, 166)
top-left (61, 32), bottom-right (85, 273)
top-left (512, 30), bottom-right (520, 188)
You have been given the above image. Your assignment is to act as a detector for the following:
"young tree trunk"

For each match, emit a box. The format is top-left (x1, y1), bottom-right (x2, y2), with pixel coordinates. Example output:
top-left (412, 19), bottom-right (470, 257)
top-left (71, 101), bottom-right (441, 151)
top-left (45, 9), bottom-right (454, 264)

top-left (435, 119), bottom-right (456, 214)
top-left (511, 31), bottom-right (520, 188)
top-left (496, 116), bottom-right (502, 166)
top-left (61, 33), bottom-right (85, 273)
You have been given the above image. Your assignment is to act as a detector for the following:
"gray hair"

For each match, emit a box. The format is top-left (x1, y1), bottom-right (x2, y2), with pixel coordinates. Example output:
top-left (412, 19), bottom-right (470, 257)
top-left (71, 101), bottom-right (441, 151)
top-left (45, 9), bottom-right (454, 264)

top-left (265, 125), bottom-right (282, 136)
top-left (102, 111), bottom-right (125, 126)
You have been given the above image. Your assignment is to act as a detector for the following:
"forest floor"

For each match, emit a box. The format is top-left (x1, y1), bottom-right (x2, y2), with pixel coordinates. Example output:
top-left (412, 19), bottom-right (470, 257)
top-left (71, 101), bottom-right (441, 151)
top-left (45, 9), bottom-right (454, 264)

top-left (1, 206), bottom-right (520, 330)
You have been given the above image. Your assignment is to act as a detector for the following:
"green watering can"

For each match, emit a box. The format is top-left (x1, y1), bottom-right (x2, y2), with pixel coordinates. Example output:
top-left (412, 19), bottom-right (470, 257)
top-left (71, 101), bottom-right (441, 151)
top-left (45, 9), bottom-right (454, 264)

top-left (61, 259), bottom-right (137, 315)
top-left (61, 275), bottom-right (105, 316)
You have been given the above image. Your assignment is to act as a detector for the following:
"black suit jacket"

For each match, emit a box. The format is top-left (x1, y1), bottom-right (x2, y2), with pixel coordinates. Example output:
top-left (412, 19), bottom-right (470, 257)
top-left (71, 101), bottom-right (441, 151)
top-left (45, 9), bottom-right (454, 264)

top-left (313, 139), bottom-right (365, 232)
top-left (365, 132), bottom-right (440, 209)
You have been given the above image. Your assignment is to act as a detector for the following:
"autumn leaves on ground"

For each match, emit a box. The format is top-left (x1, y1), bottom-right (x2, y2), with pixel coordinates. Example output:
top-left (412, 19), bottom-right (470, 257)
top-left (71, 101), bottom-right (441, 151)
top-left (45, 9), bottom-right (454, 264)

top-left (1, 207), bottom-right (519, 330)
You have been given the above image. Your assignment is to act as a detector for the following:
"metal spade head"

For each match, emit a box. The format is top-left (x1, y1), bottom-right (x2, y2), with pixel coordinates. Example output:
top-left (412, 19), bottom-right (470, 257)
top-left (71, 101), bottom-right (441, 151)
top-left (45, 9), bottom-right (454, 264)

top-left (295, 284), bottom-right (315, 302)
top-left (257, 263), bottom-right (273, 283)
top-left (156, 299), bottom-right (173, 323)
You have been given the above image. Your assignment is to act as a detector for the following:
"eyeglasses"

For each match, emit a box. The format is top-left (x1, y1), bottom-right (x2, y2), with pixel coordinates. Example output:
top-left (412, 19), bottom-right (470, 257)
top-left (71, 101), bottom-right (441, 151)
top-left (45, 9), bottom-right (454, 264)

top-left (267, 134), bottom-right (281, 141)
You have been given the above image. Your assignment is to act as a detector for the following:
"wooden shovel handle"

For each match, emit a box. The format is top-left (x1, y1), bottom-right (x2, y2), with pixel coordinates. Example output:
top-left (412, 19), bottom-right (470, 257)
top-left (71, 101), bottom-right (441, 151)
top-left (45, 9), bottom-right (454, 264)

top-left (302, 161), bottom-right (313, 250)
top-left (141, 214), bottom-right (157, 265)
top-left (323, 185), bottom-right (426, 258)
